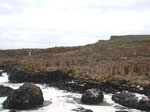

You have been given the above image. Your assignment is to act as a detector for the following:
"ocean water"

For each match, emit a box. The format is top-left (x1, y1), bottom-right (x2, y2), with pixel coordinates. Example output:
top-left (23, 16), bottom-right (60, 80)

top-left (0, 71), bottom-right (143, 112)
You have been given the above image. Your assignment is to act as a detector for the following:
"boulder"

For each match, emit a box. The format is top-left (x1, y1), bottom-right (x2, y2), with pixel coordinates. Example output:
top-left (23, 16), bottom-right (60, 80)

top-left (81, 89), bottom-right (104, 104)
top-left (3, 83), bottom-right (44, 110)
top-left (112, 91), bottom-right (150, 111)
top-left (0, 85), bottom-right (14, 97)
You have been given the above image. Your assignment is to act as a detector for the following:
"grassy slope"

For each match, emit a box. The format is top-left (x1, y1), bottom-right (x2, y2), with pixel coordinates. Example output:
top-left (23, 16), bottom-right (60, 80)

top-left (0, 37), bottom-right (150, 87)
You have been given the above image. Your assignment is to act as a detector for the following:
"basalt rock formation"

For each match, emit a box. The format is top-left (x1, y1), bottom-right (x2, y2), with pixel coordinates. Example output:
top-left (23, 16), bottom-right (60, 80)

top-left (3, 66), bottom-right (146, 95)
top-left (0, 35), bottom-right (150, 95)
top-left (8, 67), bottom-right (72, 83)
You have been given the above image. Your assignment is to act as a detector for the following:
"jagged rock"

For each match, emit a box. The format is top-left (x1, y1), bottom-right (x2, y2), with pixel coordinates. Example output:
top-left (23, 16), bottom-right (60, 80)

top-left (112, 91), bottom-right (150, 111)
top-left (3, 83), bottom-right (44, 110)
top-left (81, 89), bottom-right (103, 104)
top-left (0, 85), bottom-right (14, 97)
top-left (72, 107), bottom-right (93, 112)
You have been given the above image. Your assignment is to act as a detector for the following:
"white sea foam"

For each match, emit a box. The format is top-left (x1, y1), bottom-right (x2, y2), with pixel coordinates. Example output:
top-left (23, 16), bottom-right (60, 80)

top-left (0, 71), bottom-right (144, 112)
top-left (0, 73), bottom-right (9, 84)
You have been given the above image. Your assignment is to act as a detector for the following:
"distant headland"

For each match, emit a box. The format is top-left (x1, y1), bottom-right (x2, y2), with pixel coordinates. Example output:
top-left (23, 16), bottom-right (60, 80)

top-left (110, 35), bottom-right (150, 41)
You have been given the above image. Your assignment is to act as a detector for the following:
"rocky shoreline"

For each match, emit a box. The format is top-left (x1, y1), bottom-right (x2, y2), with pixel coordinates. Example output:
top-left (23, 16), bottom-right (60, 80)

top-left (1, 66), bottom-right (150, 111)
top-left (112, 91), bottom-right (150, 111)
top-left (2, 66), bottom-right (149, 94)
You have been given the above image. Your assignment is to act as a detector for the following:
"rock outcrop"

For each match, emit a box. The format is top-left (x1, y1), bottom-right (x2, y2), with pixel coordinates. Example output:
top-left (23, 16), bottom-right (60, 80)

top-left (0, 85), bottom-right (14, 97)
top-left (8, 67), bottom-right (71, 83)
top-left (3, 83), bottom-right (44, 110)
top-left (112, 91), bottom-right (150, 111)
top-left (81, 89), bottom-right (103, 104)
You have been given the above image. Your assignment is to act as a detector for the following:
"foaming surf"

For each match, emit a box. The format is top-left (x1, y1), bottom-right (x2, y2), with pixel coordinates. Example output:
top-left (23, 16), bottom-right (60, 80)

top-left (0, 70), bottom-right (143, 112)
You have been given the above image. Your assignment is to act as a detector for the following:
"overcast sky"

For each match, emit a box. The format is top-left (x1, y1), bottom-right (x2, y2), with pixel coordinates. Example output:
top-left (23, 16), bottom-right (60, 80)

top-left (0, 0), bottom-right (150, 49)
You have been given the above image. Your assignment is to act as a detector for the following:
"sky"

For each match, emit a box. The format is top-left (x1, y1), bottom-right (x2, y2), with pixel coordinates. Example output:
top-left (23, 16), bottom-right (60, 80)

top-left (0, 0), bottom-right (150, 49)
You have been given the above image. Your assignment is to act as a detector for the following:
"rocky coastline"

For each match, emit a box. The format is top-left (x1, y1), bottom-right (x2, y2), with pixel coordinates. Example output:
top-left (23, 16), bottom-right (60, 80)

top-left (1, 36), bottom-right (150, 111)
top-left (2, 66), bottom-right (148, 94)
top-left (1, 66), bottom-right (150, 111)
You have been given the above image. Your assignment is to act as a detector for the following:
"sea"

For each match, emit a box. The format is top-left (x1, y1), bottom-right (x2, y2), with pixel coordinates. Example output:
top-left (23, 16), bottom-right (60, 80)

top-left (0, 70), bottom-right (143, 112)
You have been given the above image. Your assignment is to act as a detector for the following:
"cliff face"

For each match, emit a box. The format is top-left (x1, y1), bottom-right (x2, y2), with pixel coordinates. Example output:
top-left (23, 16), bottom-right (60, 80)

top-left (110, 35), bottom-right (150, 41)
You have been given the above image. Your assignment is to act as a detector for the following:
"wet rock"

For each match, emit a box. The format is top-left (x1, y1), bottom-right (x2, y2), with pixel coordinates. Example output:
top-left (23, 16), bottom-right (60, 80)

top-left (112, 91), bottom-right (150, 111)
top-left (115, 111), bottom-right (128, 112)
top-left (72, 107), bottom-right (93, 112)
top-left (81, 88), bottom-right (104, 104)
top-left (9, 110), bottom-right (16, 112)
top-left (144, 86), bottom-right (150, 96)
top-left (3, 83), bottom-right (44, 110)
top-left (0, 85), bottom-right (14, 97)
top-left (0, 71), bottom-right (2, 76)
top-left (8, 67), bottom-right (71, 83)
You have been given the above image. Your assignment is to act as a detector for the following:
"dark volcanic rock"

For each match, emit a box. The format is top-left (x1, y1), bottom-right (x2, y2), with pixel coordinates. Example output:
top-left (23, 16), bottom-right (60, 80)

top-left (5, 66), bottom-right (147, 95)
top-left (9, 110), bottom-right (16, 112)
top-left (0, 71), bottom-right (2, 76)
top-left (81, 88), bottom-right (104, 104)
top-left (0, 85), bottom-right (14, 97)
top-left (144, 86), bottom-right (150, 96)
top-left (3, 83), bottom-right (44, 110)
top-left (8, 67), bottom-right (72, 83)
top-left (72, 107), bottom-right (93, 112)
top-left (112, 91), bottom-right (150, 111)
